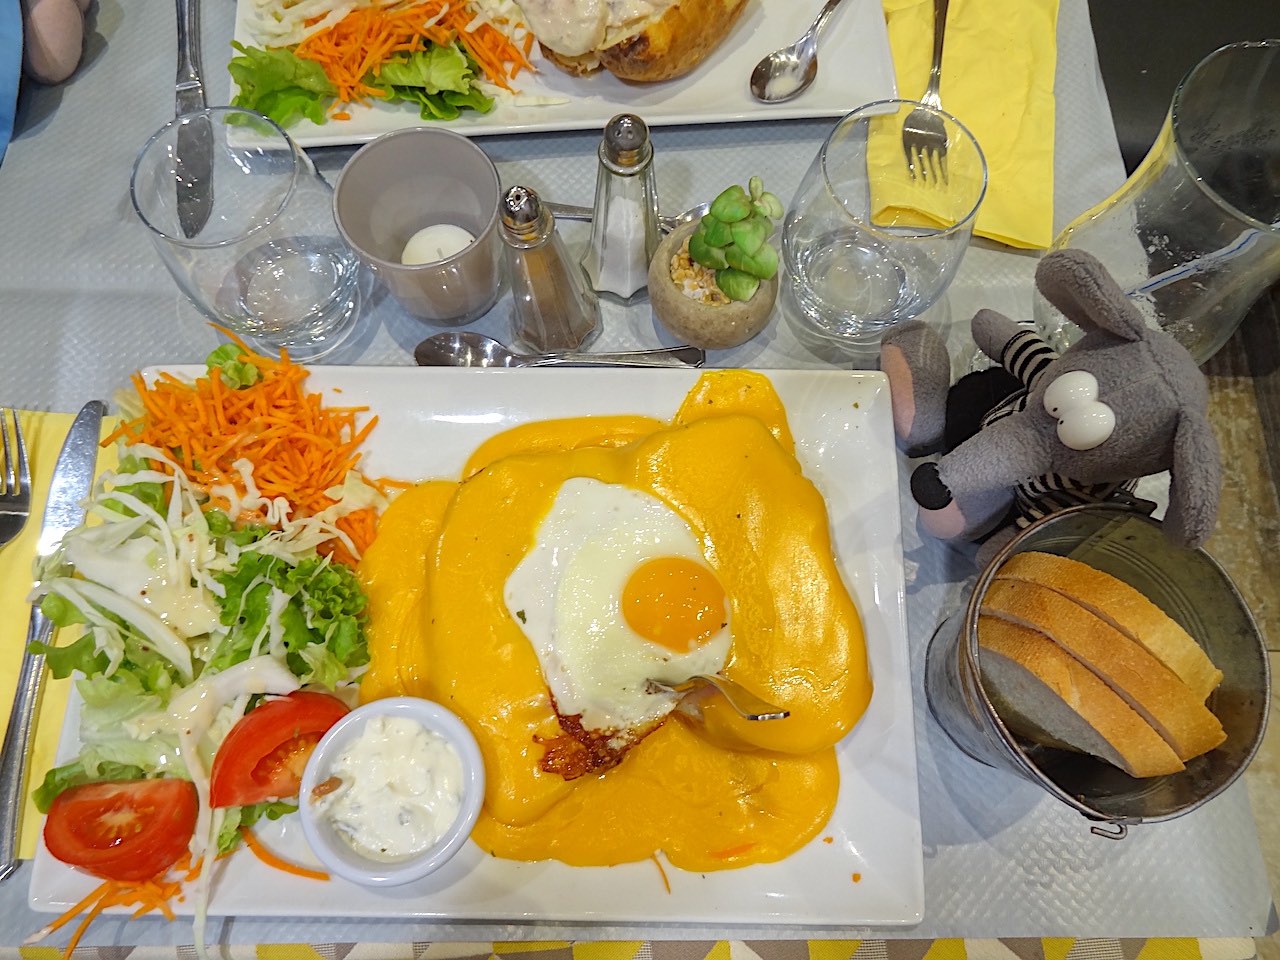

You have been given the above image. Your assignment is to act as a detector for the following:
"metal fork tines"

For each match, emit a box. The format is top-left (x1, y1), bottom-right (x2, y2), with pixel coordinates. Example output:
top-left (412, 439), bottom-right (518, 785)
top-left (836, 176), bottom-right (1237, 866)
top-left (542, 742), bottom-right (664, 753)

top-left (901, 0), bottom-right (950, 183)
top-left (0, 409), bottom-right (32, 549)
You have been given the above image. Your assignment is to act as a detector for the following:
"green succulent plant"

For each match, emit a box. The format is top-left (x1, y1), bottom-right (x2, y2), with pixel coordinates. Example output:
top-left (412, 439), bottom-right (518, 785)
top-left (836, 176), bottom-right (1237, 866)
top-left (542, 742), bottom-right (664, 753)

top-left (687, 176), bottom-right (785, 302)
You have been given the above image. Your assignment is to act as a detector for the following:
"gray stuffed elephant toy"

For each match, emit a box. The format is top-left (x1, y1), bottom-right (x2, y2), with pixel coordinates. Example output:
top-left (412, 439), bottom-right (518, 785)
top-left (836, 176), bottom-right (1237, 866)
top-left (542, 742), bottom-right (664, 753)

top-left (881, 249), bottom-right (1221, 565)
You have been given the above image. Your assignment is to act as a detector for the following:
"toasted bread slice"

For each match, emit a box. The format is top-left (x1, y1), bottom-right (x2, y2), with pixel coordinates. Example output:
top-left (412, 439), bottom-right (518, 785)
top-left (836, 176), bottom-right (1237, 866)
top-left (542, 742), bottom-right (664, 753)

top-left (977, 616), bottom-right (1185, 778)
top-left (996, 551), bottom-right (1222, 699)
top-left (982, 579), bottom-right (1226, 761)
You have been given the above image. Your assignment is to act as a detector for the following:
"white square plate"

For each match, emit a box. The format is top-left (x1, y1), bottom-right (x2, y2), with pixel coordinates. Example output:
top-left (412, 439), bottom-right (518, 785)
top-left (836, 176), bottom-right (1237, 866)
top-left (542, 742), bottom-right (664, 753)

top-left (30, 367), bottom-right (923, 927)
top-left (228, 0), bottom-right (897, 147)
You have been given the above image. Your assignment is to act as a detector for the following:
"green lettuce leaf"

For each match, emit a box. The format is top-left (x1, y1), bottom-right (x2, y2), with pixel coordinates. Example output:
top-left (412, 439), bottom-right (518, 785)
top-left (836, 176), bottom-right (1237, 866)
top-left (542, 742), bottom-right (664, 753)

top-left (216, 799), bottom-right (298, 854)
top-left (207, 343), bottom-right (262, 389)
top-left (371, 46), bottom-right (494, 121)
top-left (75, 672), bottom-right (179, 774)
top-left (101, 454), bottom-right (168, 518)
top-left (209, 551), bottom-right (369, 686)
top-left (32, 760), bottom-right (148, 813)
top-left (29, 627), bottom-right (107, 679)
top-left (228, 42), bottom-right (335, 129)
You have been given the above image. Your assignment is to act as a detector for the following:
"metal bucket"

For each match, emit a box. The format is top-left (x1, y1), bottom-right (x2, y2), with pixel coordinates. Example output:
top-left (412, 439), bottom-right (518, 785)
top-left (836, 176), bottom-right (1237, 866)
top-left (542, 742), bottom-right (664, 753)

top-left (924, 502), bottom-right (1270, 838)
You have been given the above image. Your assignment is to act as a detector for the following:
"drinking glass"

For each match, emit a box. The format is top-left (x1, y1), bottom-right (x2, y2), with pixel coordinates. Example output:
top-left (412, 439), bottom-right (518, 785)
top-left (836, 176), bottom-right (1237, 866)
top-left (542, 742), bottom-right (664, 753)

top-left (1038, 40), bottom-right (1280, 364)
top-left (130, 107), bottom-right (361, 362)
top-left (782, 100), bottom-right (987, 347)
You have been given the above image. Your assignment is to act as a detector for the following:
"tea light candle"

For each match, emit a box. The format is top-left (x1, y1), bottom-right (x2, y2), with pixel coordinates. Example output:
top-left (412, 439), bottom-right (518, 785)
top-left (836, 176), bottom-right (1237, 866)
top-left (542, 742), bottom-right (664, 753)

top-left (401, 224), bottom-right (475, 265)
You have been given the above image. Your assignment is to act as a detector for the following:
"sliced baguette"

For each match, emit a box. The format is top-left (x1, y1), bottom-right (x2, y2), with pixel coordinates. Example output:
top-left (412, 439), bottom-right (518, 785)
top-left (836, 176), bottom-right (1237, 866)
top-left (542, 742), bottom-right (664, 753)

top-left (977, 616), bottom-right (1185, 777)
top-left (981, 579), bottom-right (1226, 761)
top-left (996, 551), bottom-right (1222, 700)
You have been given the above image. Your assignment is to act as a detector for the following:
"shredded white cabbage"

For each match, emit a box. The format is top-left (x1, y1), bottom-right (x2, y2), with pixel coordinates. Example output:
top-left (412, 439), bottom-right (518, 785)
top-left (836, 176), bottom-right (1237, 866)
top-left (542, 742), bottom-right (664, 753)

top-left (241, 0), bottom-right (534, 77)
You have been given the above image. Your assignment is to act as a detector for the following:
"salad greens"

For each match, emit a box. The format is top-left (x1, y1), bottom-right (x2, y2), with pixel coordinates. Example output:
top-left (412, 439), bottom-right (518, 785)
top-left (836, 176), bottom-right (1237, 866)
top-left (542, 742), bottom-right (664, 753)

top-left (29, 349), bottom-right (376, 855)
top-left (227, 43), bottom-right (337, 129)
top-left (229, 40), bottom-right (494, 129)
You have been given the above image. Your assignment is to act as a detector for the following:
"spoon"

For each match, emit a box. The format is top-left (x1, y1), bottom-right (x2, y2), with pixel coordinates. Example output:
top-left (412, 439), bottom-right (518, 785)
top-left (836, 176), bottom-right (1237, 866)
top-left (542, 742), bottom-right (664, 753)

top-left (647, 674), bottom-right (790, 722)
top-left (543, 200), bottom-right (711, 233)
top-left (414, 331), bottom-right (706, 369)
top-left (749, 0), bottom-right (850, 104)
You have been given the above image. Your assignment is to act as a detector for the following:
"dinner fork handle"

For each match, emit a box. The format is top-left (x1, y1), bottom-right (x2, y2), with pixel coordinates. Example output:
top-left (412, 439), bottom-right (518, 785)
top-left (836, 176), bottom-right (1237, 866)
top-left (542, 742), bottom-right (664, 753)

top-left (922, 0), bottom-right (949, 108)
top-left (0, 611), bottom-right (52, 885)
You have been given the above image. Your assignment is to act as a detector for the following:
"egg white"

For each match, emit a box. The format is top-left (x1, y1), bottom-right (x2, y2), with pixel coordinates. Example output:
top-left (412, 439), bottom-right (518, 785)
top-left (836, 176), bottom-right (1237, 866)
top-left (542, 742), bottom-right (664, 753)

top-left (504, 477), bottom-right (731, 737)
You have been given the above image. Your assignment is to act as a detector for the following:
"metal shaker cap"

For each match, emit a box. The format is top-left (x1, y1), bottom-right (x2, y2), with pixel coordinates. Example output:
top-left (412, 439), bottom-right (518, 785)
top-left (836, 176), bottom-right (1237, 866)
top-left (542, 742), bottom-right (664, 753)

top-left (601, 113), bottom-right (652, 172)
top-left (500, 185), bottom-right (553, 247)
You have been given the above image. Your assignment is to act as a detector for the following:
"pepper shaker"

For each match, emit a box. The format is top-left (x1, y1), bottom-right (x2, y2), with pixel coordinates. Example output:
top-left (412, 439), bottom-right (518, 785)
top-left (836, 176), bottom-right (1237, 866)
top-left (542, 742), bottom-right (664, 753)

top-left (499, 185), bottom-right (600, 353)
top-left (581, 114), bottom-right (662, 301)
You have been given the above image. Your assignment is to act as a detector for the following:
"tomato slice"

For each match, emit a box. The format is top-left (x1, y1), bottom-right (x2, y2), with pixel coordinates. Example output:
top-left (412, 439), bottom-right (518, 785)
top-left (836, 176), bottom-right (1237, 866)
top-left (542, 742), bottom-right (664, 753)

top-left (44, 779), bottom-right (198, 882)
top-left (209, 690), bottom-right (349, 808)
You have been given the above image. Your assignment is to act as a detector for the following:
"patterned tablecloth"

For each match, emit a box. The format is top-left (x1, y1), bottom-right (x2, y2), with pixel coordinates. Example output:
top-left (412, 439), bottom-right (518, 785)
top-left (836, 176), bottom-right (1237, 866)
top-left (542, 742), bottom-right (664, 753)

top-left (5, 938), bottom-right (1264, 960)
top-left (0, 0), bottom-right (1274, 955)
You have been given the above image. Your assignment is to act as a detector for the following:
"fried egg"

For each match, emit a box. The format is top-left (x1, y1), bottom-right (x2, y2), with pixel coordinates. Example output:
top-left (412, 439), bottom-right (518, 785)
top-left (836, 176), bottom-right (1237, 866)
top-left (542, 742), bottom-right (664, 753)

top-left (504, 477), bottom-right (731, 743)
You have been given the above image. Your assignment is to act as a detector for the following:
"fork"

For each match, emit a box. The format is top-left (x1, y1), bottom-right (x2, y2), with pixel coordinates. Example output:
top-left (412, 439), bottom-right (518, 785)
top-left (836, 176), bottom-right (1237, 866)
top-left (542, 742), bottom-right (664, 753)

top-left (0, 409), bottom-right (31, 550)
top-left (901, 0), bottom-right (950, 183)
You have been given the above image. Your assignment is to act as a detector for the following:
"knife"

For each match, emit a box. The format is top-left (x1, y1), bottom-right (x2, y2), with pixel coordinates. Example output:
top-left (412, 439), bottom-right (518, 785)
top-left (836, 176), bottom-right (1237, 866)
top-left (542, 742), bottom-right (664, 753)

top-left (174, 0), bottom-right (212, 238)
top-left (0, 400), bottom-right (105, 884)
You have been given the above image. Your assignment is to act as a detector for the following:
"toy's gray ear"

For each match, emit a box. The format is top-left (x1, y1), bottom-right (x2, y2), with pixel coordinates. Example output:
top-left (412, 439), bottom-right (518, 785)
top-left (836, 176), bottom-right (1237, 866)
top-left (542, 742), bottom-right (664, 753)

top-left (1164, 412), bottom-right (1222, 547)
top-left (1036, 249), bottom-right (1148, 342)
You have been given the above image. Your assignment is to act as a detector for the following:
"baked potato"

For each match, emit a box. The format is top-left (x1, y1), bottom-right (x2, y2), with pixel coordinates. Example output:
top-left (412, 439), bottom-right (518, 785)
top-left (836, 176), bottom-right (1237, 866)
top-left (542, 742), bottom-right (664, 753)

top-left (520, 0), bottom-right (749, 83)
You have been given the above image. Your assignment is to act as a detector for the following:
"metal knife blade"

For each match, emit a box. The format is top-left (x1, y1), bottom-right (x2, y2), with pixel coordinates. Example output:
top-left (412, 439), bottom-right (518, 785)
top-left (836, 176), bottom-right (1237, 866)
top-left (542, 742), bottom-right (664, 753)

top-left (174, 0), bottom-right (212, 238)
top-left (0, 400), bottom-right (106, 884)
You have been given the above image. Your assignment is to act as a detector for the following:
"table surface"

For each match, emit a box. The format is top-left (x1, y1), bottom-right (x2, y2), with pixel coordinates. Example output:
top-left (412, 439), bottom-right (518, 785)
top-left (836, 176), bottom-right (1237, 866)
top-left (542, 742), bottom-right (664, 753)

top-left (0, 0), bottom-right (1275, 952)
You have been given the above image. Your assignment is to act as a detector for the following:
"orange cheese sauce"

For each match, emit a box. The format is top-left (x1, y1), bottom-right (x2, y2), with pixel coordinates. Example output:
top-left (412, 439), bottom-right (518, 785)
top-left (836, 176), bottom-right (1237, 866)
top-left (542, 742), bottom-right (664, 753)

top-left (358, 371), bottom-right (871, 870)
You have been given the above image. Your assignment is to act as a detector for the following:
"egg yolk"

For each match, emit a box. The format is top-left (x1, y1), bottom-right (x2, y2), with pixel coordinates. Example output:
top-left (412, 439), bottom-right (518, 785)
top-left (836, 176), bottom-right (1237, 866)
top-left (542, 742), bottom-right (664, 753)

top-left (621, 556), bottom-right (727, 653)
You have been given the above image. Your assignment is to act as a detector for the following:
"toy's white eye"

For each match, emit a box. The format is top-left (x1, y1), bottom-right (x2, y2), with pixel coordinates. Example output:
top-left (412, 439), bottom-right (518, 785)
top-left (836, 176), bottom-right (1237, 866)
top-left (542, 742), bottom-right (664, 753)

top-left (1043, 371), bottom-right (1115, 451)
top-left (1056, 403), bottom-right (1117, 450)
top-left (1043, 371), bottom-right (1097, 416)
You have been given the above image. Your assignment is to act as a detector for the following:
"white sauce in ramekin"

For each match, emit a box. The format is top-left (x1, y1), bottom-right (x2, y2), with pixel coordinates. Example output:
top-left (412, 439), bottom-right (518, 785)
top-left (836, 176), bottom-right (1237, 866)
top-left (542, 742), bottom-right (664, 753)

top-left (314, 714), bottom-right (465, 861)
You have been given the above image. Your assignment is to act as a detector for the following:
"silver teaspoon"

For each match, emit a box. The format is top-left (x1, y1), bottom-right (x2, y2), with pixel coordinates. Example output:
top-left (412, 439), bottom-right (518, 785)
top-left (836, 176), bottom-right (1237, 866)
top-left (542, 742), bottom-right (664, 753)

top-left (414, 331), bottom-right (706, 369)
top-left (749, 0), bottom-right (850, 104)
top-left (647, 674), bottom-right (790, 722)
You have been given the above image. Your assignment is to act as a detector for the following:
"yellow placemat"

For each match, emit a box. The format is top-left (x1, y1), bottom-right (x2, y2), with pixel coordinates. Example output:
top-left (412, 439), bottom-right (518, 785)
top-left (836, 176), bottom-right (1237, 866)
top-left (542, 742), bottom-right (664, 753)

top-left (882, 0), bottom-right (1061, 249)
top-left (0, 410), bottom-right (117, 859)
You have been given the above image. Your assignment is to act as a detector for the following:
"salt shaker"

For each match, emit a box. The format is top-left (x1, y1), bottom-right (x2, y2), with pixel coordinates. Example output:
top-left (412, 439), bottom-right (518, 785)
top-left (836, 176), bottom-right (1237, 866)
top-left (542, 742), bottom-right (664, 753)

top-left (499, 185), bottom-right (600, 353)
top-left (581, 113), bottom-right (662, 301)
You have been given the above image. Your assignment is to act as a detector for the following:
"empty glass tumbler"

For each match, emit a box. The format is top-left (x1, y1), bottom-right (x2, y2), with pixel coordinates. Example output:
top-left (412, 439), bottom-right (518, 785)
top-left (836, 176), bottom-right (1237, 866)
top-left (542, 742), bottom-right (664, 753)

top-left (782, 100), bottom-right (987, 347)
top-left (130, 107), bottom-right (361, 361)
top-left (1039, 40), bottom-right (1280, 364)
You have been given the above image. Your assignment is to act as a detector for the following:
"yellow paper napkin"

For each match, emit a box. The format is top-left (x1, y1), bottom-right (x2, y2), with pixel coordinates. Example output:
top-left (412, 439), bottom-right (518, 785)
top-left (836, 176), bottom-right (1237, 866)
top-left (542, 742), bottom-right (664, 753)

top-left (881, 0), bottom-right (1060, 249)
top-left (0, 410), bottom-right (117, 859)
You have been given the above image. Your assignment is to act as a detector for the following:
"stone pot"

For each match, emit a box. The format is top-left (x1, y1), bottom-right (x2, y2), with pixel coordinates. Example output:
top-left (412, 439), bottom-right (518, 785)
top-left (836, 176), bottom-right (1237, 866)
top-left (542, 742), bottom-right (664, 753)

top-left (647, 221), bottom-right (778, 350)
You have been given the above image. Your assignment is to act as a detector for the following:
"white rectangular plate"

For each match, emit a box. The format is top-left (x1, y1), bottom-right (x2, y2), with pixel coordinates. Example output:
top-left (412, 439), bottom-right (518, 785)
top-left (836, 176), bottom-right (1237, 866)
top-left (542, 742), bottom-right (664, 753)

top-left (228, 0), bottom-right (898, 147)
top-left (30, 367), bottom-right (923, 928)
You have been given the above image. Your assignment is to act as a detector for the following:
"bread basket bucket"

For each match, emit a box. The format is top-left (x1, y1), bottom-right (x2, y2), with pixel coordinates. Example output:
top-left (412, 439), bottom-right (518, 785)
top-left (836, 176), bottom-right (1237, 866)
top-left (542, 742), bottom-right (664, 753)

top-left (924, 501), bottom-right (1270, 838)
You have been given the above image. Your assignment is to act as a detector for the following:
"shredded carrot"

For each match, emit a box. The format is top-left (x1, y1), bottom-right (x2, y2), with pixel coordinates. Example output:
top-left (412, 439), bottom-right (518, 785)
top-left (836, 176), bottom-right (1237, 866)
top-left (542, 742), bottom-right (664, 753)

top-left (649, 853), bottom-right (671, 894)
top-left (240, 827), bottom-right (330, 881)
top-left (293, 0), bottom-right (534, 108)
top-left (104, 328), bottom-right (383, 562)
top-left (27, 854), bottom-right (197, 958)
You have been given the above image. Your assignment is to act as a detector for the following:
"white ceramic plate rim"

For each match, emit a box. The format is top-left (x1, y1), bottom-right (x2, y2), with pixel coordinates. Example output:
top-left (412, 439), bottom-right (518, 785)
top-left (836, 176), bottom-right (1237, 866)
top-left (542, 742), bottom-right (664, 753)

top-left (29, 367), bottom-right (923, 927)
top-left (226, 0), bottom-right (898, 147)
